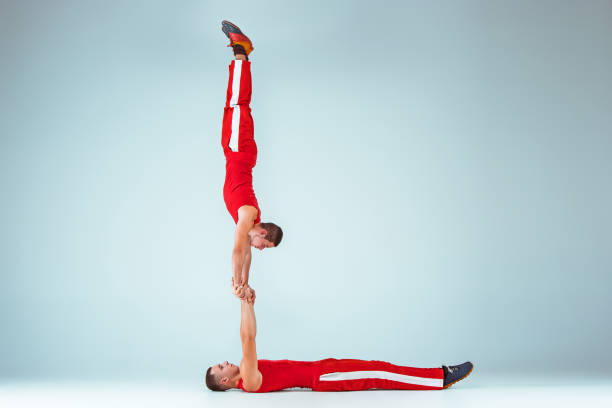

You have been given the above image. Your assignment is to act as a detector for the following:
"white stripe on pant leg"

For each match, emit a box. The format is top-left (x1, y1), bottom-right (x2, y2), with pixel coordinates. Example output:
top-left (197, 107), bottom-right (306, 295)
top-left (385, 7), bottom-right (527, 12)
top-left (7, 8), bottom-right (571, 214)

top-left (319, 371), bottom-right (443, 388)
top-left (229, 105), bottom-right (240, 151)
top-left (228, 60), bottom-right (242, 151)
top-left (229, 60), bottom-right (242, 107)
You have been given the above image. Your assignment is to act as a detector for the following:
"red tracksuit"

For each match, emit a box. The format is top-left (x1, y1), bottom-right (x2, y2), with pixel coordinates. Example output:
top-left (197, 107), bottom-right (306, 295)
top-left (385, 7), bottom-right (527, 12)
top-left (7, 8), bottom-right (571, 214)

top-left (221, 60), bottom-right (261, 225)
top-left (237, 359), bottom-right (444, 392)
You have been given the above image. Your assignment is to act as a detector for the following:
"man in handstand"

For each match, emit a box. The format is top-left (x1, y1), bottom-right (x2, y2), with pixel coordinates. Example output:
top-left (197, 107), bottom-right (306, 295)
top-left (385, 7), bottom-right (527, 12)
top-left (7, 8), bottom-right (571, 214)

top-left (205, 287), bottom-right (473, 392)
top-left (220, 20), bottom-right (283, 295)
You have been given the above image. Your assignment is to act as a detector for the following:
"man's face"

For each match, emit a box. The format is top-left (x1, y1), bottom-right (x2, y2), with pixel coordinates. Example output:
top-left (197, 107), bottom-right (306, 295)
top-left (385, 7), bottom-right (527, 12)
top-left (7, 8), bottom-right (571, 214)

top-left (251, 236), bottom-right (274, 251)
top-left (211, 361), bottom-right (240, 383)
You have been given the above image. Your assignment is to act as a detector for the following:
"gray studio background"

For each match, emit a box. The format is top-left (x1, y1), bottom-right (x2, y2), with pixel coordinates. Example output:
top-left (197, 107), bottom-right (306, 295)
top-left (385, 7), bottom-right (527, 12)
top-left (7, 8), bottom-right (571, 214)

top-left (1, 0), bottom-right (611, 381)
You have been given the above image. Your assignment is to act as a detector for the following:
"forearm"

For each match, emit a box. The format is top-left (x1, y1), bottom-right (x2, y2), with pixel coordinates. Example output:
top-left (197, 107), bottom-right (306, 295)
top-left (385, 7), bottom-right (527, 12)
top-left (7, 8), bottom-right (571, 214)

top-left (232, 249), bottom-right (245, 285)
top-left (232, 221), bottom-right (251, 286)
top-left (240, 300), bottom-right (257, 339)
top-left (241, 250), bottom-right (252, 285)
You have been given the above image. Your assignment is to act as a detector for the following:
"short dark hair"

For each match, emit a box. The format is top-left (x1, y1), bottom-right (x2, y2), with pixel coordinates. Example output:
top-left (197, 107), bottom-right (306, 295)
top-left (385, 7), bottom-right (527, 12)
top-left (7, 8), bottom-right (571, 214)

top-left (205, 366), bottom-right (227, 391)
top-left (260, 222), bottom-right (283, 247)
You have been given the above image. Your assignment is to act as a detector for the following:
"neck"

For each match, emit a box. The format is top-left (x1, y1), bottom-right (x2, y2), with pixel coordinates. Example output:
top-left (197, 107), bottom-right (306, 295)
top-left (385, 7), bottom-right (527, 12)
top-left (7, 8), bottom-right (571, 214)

top-left (228, 370), bottom-right (242, 389)
top-left (248, 223), bottom-right (262, 238)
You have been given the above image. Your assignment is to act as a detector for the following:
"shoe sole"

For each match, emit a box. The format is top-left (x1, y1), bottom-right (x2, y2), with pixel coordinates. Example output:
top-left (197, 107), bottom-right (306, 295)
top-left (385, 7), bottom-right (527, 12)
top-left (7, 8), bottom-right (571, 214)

top-left (443, 364), bottom-right (474, 389)
top-left (221, 20), bottom-right (243, 36)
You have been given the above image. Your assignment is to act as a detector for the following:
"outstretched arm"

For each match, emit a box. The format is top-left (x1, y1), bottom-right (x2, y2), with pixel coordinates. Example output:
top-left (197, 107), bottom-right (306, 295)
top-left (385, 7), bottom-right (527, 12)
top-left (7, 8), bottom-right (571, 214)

top-left (239, 297), bottom-right (262, 392)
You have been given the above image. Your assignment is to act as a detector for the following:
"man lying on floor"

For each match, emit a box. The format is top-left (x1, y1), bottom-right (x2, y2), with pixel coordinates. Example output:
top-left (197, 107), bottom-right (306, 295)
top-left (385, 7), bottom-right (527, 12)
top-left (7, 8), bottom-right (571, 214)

top-left (205, 286), bottom-right (473, 392)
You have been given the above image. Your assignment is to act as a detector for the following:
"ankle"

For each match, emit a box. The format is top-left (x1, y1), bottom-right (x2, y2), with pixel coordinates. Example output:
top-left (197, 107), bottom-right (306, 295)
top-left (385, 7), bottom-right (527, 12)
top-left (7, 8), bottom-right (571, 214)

top-left (232, 44), bottom-right (248, 61)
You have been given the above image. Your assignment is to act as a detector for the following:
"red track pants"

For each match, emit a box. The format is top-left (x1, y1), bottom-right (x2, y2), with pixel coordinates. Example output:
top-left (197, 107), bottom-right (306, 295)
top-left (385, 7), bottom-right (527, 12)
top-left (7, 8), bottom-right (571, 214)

top-left (312, 359), bottom-right (444, 391)
top-left (221, 60), bottom-right (257, 157)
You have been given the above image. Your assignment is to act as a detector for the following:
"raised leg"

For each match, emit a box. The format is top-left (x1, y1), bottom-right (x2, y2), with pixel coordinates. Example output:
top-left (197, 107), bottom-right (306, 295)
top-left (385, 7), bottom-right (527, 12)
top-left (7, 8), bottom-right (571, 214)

top-left (221, 60), bottom-right (256, 156)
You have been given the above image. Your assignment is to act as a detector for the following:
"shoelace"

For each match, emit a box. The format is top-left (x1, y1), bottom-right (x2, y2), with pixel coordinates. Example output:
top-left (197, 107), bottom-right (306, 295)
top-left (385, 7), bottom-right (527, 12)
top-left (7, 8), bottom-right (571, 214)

top-left (447, 366), bottom-right (458, 374)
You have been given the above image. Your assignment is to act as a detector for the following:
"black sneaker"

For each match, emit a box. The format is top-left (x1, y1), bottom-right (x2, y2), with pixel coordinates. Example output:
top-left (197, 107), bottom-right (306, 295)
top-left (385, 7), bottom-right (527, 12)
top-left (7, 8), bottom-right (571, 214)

top-left (443, 361), bottom-right (473, 388)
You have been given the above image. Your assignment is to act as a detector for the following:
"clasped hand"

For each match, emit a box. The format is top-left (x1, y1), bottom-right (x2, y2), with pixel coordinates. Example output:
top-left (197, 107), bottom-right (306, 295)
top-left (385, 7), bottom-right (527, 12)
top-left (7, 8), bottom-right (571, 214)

top-left (231, 277), bottom-right (256, 304)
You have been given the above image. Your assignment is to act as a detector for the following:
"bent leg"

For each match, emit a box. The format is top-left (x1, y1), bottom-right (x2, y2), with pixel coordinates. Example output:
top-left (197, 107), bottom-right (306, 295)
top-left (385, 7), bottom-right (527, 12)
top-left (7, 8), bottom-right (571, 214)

top-left (221, 60), bottom-right (256, 155)
top-left (313, 358), bottom-right (444, 391)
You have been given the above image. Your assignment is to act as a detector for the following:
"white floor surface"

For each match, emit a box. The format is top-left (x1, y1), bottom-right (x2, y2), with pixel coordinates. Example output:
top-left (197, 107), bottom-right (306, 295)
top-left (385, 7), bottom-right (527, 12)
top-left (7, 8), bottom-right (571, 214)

top-left (1, 375), bottom-right (611, 408)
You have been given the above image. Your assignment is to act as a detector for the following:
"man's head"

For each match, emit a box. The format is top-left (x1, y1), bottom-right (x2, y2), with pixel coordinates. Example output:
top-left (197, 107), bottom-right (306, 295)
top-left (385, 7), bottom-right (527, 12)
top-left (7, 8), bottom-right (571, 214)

top-left (205, 361), bottom-right (240, 391)
top-left (250, 222), bottom-right (283, 250)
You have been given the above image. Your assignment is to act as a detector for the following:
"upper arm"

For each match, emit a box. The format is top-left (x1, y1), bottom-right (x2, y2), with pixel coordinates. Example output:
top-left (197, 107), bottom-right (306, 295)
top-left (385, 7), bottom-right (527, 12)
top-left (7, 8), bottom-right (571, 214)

top-left (233, 206), bottom-right (257, 253)
top-left (233, 222), bottom-right (249, 254)
top-left (240, 337), bottom-right (262, 392)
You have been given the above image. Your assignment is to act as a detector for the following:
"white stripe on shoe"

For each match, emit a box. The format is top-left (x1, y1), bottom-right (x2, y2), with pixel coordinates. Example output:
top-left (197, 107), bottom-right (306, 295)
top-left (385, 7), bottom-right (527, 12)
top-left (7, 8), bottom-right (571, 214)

top-left (319, 371), bottom-right (443, 388)
top-left (228, 60), bottom-right (242, 151)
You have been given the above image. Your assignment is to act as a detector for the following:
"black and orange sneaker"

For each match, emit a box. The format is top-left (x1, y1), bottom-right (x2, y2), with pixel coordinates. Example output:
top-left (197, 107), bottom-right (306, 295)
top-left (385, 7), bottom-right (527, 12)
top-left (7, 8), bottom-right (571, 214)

top-left (221, 20), bottom-right (254, 56)
top-left (443, 362), bottom-right (473, 388)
